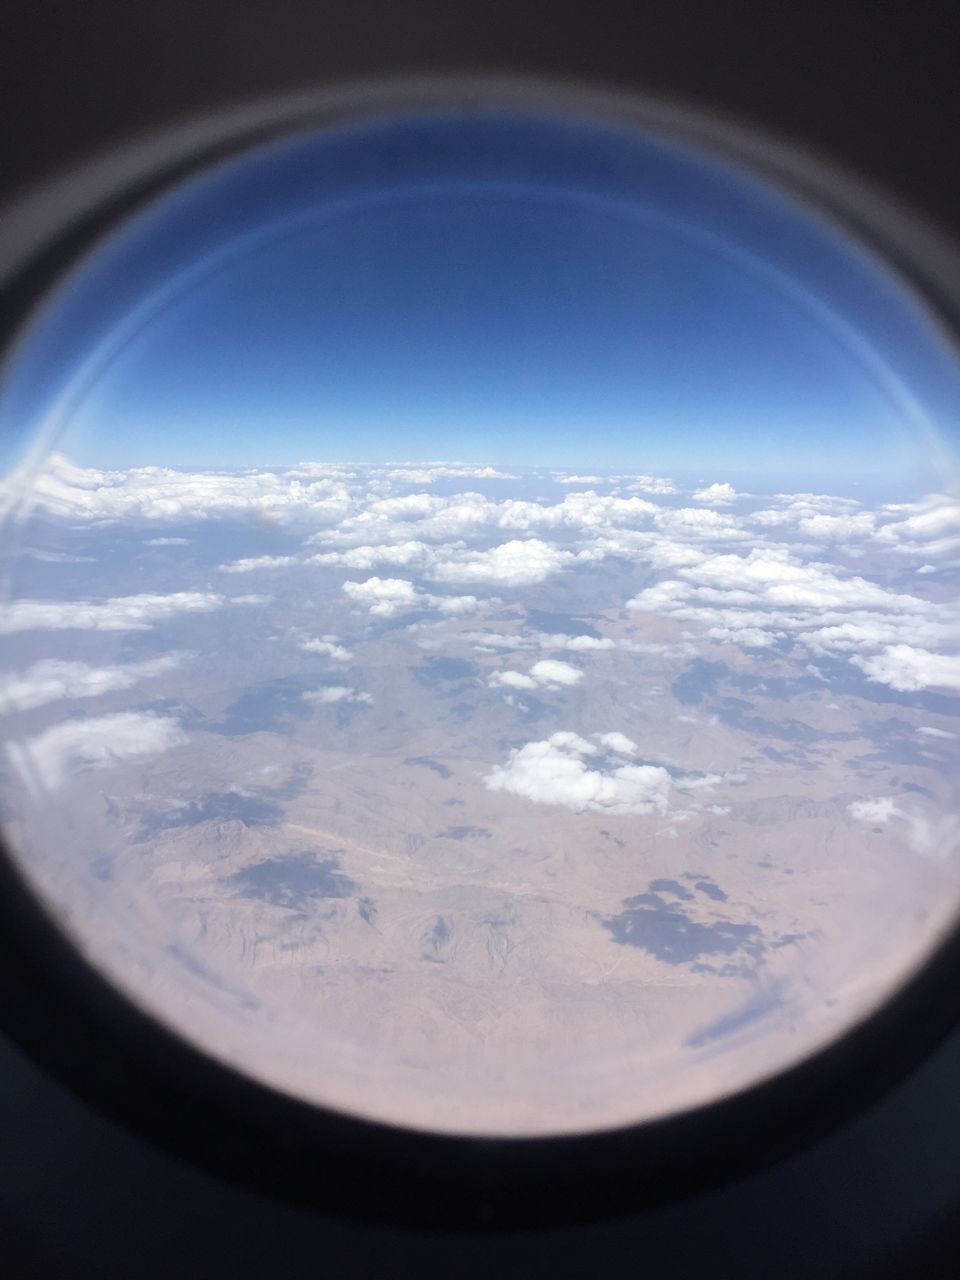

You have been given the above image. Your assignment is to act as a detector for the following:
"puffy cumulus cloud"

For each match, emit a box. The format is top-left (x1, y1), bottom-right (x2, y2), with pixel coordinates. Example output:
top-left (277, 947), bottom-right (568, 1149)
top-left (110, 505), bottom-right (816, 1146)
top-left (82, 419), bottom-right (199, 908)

top-left (308, 540), bottom-right (436, 572)
top-left (651, 508), bottom-right (746, 541)
top-left (529, 659), bottom-right (583, 686)
top-left (0, 653), bottom-right (190, 713)
top-left (429, 538), bottom-right (601, 587)
top-left (366, 493), bottom-right (442, 520)
top-left (852, 644), bottom-right (960, 692)
top-left (341, 577), bottom-right (415, 616)
top-left (6, 712), bottom-right (186, 794)
top-left (802, 611), bottom-right (954, 657)
top-left (483, 731), bottom-right (672, 816)
top-left (555, 474), bottom-right (605, 484)
top-left (303, 685), bottom-right (372, 705)
top-left (0, 591), bottom-right (236, 634)
top-left (848, 796), bottom-right (900, 824)
top-left (547, 634), bottom-right (614, 652)
top-left (315, 489), bottom-right (659, 551)
top-left (489, 670), bottom-right (538, 690)
top-left (285, 462), bottom-right (356, 479)
top-left (678, 548), bottom-right (918, 611)
top-left (342, 577), bottom-right (480, 618)
top-left (296, 634), bottom-right (352, 661)
top-left (627, 579), bottom-right (693, 614)
top-left (750, 496), bottom-right (876, 541)
top-left (7, 453), bottom-right (357, 526)
top-left (692, 482), bottom-right (736, 505)
top-left (489, 658), bottom-right (583, 691)
top-left (629, 548), bottom-right (930, 619)
top-left (314, 526), bottom-right (633, 588)
top-left (625, 534), bottom-right (960, 680)
top-left (538, 491), bottom-right (658, 530)
top-left (797, 512), bottom-right (875, 540)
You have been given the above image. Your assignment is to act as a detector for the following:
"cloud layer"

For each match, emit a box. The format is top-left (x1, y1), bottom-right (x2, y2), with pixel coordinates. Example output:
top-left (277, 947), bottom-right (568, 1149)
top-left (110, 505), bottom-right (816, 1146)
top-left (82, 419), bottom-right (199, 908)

top-left (5, 455), bottom-right (958, 695)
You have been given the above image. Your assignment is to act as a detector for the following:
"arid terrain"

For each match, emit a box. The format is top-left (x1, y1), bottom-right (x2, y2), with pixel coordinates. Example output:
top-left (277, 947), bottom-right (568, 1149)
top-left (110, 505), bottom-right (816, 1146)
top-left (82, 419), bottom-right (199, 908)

top-left (1, 456), bottom-right (958, 1133)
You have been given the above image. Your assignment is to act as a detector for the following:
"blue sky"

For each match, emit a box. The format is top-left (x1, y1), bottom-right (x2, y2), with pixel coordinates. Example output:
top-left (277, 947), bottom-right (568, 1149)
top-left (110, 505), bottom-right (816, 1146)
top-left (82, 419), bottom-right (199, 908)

top-left (2, 107), bottom-right (959, 486)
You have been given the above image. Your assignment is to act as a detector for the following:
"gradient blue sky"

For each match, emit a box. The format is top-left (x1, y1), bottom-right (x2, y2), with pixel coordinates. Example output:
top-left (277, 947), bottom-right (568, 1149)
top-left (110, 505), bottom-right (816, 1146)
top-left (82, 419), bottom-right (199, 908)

top-left (3, 107), bottom-right (959, 484)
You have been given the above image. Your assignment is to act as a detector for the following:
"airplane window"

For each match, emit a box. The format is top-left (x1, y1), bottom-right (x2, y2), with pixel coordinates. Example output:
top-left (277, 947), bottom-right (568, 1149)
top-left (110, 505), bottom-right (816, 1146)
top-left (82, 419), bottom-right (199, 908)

top-left (0, 100), bottom-right (958, 1142)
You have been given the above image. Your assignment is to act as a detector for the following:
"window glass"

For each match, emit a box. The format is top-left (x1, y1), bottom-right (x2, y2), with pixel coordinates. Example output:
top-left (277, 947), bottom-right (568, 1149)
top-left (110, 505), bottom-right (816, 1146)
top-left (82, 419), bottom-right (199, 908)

top-left (1, 108), bottom-right (958, 1135)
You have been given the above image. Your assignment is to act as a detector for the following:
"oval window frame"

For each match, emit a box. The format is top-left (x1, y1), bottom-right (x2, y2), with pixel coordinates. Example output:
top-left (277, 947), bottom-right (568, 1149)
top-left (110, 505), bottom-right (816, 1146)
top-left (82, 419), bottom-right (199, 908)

top-left (1, 74), bottom-right (960, 1229)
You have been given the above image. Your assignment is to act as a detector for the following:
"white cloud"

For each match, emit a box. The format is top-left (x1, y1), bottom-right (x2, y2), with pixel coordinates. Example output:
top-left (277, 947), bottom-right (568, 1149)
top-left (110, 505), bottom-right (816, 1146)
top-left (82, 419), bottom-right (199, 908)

top-left (625, 541), bottom-right (954, 673)
top-left (874, 495), bottom-right (960, 559)
top-left (0, 653), bottom-right (189, 713)
top-left (799, 512), bottom-right (875, 540)
top-left (429, 538), bottom-right (599, 587)
top-left (11, 459), bottom-right (959, 711)
top-left (489, 670), bottom-right (538, 690)
top-left (678, 548), bottom-right (914, 610)
top-left (342, 577), bottom-right (480, 618)
top-left (303, 686), bottom-right (372, 705)
top-left (597, 731), bottom-right (638, 754)
top-left (750, 492), bottom-right (876, 542)
top-left (383, 465), bottom-right (517, 483)
top-left (675, 771), bottom-right (731, 792)
top-left (848, 796), bottom-right (899, 824)
top-left (220, 554), bottom-right (299, 574)
top-left (529, 659), bottom-right (583, 686)
top-left (0, 591), bottom-right (230, 634)
top-left (342, 578), bottom-right (417, 616)
top-left (6, 712), bottom-right (186, 793)
top-left (775, 492), bottom-right (863, 511)
top-left (309, 540), bottom-right (434, 572)
top-left (145, 536), bottom-right (189, 546)
top-left (296, 634), bottom-right (352, 662)
top-left (852, 644), bottom-right (960, 692)
top-left (917, 725), bottom-right (957, 740)
top-left (312, 489), bottom-right (658, 553)
top-left (489, 658), bottom-right (583, 691)
top-left (484, 731), bottom-right (672, 815)
top-left (558, 634), bottom-right (616, 652)
top-left (653, 508), bottom-right (746, 540)
top-left (8, 453), bottom-right (357, 526)
top-left (626, 475), bottom-right (678, 496)
top-left (692, 482), bottom-right (736, 505)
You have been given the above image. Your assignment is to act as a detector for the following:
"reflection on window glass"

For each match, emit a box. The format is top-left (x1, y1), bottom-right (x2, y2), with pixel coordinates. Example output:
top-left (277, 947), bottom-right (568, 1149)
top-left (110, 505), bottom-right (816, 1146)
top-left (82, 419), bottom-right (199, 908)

top-left (0, 107), bottom-right (958, 1136)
